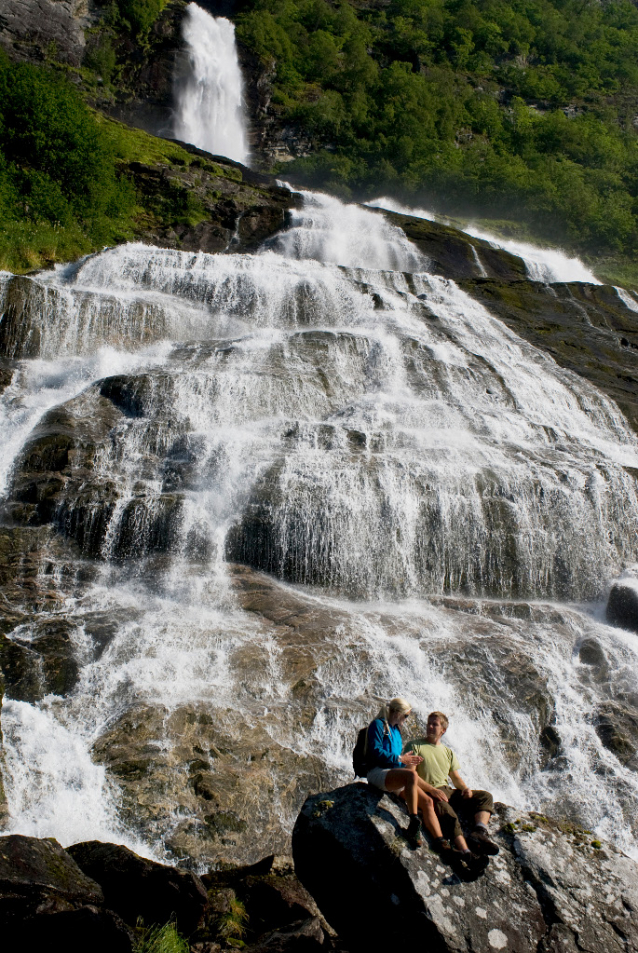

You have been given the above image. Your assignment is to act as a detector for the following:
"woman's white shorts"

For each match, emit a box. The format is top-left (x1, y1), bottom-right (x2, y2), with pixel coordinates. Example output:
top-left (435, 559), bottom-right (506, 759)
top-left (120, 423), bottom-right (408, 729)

top-left (366, 766), bottom-right (405, 793)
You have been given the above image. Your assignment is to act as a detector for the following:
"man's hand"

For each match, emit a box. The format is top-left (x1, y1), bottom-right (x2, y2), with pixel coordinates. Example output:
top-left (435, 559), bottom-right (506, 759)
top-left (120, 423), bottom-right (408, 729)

top-left (400, 753), bottom-right (423, 767)
top-left (425, 786), bottom-right (448, 802)
top-left (461, 788), bottom-right (474, 799)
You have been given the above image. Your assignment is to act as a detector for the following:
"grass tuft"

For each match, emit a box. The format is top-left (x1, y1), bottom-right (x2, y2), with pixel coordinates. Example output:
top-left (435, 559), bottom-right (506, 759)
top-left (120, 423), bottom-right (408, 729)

top-left (133, 921), bottom-right (190, 953)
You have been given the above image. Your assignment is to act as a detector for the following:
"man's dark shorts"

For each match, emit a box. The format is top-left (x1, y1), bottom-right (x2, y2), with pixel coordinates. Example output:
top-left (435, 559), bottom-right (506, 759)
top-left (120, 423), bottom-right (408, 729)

top-left (433, 786), bottom-right (494, 840)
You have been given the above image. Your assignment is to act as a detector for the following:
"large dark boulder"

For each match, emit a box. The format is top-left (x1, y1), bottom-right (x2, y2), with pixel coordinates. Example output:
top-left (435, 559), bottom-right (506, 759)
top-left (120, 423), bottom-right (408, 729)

top-left (67, 840), bottom-right (208, 934)
top-left (606, 576), bottom-right (638, 634)
top-left (293, 784), bottom-right (638, 953)
top-left (0, 834), bottom-right (133, 952)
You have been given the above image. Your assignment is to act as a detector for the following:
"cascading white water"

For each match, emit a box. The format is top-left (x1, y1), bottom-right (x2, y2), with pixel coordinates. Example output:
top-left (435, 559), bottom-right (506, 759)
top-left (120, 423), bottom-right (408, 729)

top-left (2, 190), bottom-right (638, 861)
top-left (462, 224), bottom-right (601, 284)
top-left (364, 196), bottom-right (436, 222)
top-left (366, 197), bottom-right (600, 284)
top-left (173, 3), bottom-right (249, 165)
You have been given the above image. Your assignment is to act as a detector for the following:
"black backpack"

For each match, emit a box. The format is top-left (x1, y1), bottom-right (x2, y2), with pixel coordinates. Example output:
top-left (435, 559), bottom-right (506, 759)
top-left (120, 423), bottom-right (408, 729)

top-left (352, 720), bottom-right (389, 778)
top-left (353, 726), bottom-right (369, 778)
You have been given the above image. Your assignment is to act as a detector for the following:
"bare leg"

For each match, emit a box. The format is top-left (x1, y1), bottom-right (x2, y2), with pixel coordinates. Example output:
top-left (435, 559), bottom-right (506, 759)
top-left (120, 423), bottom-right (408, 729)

top-left (475, 810), bottom-right (491, 827)
top-left (416, 789), bottom-right (443, 840)
top-left (383, 768), bottom-right (421, 815)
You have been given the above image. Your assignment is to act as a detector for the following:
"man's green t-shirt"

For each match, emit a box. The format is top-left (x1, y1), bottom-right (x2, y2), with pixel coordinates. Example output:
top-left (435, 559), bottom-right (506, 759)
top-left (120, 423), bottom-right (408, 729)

top-left (406, 737), bottom-right (460, 787)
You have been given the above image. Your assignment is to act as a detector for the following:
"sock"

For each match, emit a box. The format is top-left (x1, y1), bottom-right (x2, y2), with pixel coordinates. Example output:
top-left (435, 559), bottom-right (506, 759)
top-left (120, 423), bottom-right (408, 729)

top-left (474, 822), bottom-right (488, 833)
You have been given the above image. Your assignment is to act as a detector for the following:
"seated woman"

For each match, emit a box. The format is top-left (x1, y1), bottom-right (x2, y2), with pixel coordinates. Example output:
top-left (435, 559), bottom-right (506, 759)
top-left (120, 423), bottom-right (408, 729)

top-left (365, 697), bottom-right (449, 849)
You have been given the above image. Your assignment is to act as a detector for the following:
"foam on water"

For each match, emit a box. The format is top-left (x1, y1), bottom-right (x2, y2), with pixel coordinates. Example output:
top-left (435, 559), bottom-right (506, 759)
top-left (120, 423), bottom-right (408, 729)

top-left (365, 196), bottom-right (436, 221)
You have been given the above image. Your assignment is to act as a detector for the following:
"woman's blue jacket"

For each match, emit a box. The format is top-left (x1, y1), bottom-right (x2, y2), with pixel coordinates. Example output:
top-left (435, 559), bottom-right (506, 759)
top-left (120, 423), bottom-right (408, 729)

top-left (366, 718), bottom-right (403, 769)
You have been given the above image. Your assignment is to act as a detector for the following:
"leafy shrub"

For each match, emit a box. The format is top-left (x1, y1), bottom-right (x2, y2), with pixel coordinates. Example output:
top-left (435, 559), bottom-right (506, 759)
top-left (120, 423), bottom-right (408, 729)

top-left (0, 52), bottom-right (135, 269)
top-left (99, 0), bottom-right (169, 37)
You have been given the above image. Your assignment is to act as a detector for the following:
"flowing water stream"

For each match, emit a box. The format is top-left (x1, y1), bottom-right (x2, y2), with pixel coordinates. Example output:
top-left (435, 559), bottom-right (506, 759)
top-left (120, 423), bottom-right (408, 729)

top-left (173, 3), bottom-right (249, 164)
top-left (1, 190), bottom-right (638, 863)
top-left (365, 196), bottom-right (601, 284)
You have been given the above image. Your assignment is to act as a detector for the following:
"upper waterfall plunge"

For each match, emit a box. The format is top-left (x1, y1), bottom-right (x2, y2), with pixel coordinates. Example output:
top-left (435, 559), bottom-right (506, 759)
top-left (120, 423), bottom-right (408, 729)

top-left (1, 190), bottom-right (638, 863)
top-left (173, 4), bottom-right (249, 165)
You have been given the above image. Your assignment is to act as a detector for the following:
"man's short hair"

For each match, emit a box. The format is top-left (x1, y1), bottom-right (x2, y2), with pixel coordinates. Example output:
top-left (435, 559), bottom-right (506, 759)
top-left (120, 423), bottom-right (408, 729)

top-left (428, 710), bottom-right (449, 731)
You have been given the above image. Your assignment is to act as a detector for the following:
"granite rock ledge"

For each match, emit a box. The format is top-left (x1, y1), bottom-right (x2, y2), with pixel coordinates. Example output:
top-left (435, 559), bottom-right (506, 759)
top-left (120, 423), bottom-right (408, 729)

top-left (293, 783), bottom-right (638, 953)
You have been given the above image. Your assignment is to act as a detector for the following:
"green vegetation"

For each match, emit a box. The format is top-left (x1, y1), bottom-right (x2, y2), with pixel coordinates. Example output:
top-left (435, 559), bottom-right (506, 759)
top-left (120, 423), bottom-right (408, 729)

top-left (236, 0), bottom-right (638, 262)
top-left (0, 52), bottom-right (241, 273)
top-left (96, 0), bottom-right (171, 39)
top-left (0, 52), bottom-right (135, 271)
top-left (133, 920), bottom-right (190, 953)
top-left (214, 896), bottom-right (248, 944)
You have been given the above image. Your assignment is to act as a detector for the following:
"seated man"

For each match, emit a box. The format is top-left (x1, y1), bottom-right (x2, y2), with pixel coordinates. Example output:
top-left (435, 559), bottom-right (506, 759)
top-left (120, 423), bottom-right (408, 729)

top-left (406, 711), bottom-right (500, 860)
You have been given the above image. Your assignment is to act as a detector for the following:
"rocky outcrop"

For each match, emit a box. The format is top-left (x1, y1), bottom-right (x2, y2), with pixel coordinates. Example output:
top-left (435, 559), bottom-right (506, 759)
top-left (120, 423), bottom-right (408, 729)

top-left (126, 141), bottom-right (300, 256)
top-left (0, 0), bottom-right (92, 66)
top-left (293, 784), bottom-right (638, 953)
top-left (0, 833), bottom-right (134, 951)
top-left (0, 835), bottom-right (337, 950)
top-left (68, 840), bottom-right (207, 933)
top-left (199, 852), bottom-right (335, 950)
top-left (386, 212), bottom-right (528, 283)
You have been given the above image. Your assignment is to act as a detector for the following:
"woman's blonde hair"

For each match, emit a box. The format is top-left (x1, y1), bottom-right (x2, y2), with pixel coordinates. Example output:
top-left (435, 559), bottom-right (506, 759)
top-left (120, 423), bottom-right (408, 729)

top-left (376, 696), bottom-right (412, 723)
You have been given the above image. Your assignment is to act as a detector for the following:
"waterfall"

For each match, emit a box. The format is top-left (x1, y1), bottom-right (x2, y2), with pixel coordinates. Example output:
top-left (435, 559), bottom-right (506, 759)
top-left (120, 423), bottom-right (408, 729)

top-left (366, 197), bottom-right (600, 284)
top-left (462, 224), bottom-right (601, 284)
top-left (173, 3), bottom-right (249, 165)
top-left (1, 191), bottom-right (638, 863)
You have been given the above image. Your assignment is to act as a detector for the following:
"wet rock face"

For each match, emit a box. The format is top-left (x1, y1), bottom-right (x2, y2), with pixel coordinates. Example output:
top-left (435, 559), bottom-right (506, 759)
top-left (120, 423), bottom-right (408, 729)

top-left (293, 784), bottom-right (638, 953)
top-left (0, 618), bottom-right (80, 701)
top-left (389, 213), bottom-right (527, 283)
top-left (91, 700), bottom-right (335, 869)
top-left (460, 277), bottom-right (638, 436)
top-left (5, 381), bottom-right (185, 561)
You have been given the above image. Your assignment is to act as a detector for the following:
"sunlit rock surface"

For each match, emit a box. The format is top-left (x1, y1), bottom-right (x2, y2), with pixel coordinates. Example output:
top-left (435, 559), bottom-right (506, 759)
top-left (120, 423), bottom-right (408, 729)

top-left (294, 784), bottom-right (638, 953)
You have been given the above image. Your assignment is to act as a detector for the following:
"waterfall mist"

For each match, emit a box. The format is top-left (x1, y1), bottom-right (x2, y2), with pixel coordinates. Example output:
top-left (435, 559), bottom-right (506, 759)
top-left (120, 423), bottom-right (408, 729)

top-left (173, 3), bottom-right (249, 165)
top-left (1, 189), bottom-right (638, 865)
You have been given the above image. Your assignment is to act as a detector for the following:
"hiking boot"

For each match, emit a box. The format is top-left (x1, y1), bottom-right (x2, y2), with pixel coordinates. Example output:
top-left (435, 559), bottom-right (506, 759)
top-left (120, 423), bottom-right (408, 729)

top-left (462, 851), bottom-right (489, 873)
top-left (406, 815), bottom-right (423, 847)
top-left (468, 829), bottom-right (500, 856)
top-left (431, 836), bottom-right (452, 855)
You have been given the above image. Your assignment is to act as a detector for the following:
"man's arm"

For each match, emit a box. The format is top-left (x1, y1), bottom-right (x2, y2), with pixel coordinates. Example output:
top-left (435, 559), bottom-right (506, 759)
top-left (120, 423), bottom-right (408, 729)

top-left (449, 769), bottom-right (473, 798)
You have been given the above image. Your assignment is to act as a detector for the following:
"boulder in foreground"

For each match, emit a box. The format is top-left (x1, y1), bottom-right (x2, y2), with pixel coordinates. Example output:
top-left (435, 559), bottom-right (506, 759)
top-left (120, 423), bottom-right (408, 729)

top-left (67, 840), bottom-right (207, 934)
top-left (0, 834), bottom-right (133, 951)
top-left (293, 784), bottom-right (638, 953)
